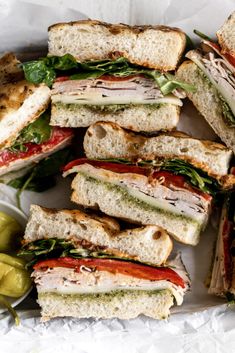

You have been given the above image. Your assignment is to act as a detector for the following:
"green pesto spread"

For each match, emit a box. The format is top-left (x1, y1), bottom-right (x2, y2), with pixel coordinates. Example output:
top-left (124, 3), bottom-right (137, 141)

top-left (54, 102), bottom-right (163, 113)
top-left (39, 289), bottom-right (171, 302)
top-left (78, 172), bottom-right (201, 231)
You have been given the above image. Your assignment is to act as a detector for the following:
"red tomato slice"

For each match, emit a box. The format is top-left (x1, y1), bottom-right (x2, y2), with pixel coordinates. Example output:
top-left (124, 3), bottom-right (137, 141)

top-left (0, 127), bottom-right (73, 168)
top-left (96, 74), bottom-right (145, 81)
top-left (55, 76), bottom-right (70, 82)
top-left (207, 41), bottom-right (235, 68)
top-left (54, 74), bottom-right (144, 83)
top-left (34, 257), bottom-right (185, 288)
top-left (64, 158), bottom-right (149, 175)
top-left (63, 158), bottom-right (211, 200)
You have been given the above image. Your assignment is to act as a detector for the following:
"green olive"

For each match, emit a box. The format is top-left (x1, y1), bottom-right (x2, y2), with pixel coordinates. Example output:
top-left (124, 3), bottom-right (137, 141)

top-left (0, 212), bottom-right (22, 252)
top-left (0, 254), bottom-right (31, 298)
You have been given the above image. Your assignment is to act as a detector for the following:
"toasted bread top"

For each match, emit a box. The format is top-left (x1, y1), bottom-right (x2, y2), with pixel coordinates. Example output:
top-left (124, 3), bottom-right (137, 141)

top-left (48, 19), bottom-right (186, 70)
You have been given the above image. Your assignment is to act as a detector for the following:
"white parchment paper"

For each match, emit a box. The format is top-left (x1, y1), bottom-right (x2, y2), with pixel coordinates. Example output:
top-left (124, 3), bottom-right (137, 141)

top-left (0, 1), bottom-right (235, 352)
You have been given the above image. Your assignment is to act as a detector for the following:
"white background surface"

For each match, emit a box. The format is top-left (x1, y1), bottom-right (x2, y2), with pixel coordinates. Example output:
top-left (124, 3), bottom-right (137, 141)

top-left (23, 0), bottom-right (234, 38)
top-left (0, 0), bottom-right (235, 352)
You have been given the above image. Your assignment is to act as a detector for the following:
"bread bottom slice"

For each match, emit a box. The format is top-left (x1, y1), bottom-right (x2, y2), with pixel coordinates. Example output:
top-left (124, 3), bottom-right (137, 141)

top-left (71, 172), bottom-right (201, 245)
top-left (38, 289), bottom-right (174, 321)
top-left (177, 61), bottom-right (235, 154)
top-left (51, 103), bottom-right (180, 132)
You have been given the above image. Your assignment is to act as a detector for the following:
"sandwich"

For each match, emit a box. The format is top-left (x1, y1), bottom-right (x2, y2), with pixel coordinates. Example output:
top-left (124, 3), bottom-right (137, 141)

top-left (0, 53), bottom-right (74, 178)
top-left (177, 12), bottom-right (235, 153)
top-left (63, 156), bottom-right (213, 246)
top-left (83, 121), bottom-right (235, 190)
top-left (208, 192), bottom-right (235, 299)
top-left (20, 205), bottom-right (189, 321)
top-left (62, 121), bottom-right (235, 246)
top-left (22, 20), bottom-right (195, 132)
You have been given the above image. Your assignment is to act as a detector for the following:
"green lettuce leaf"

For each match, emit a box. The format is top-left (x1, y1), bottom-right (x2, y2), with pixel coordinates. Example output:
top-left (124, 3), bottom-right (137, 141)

top-left (22, 55), bottom-right (196, 94)
top-left (22, 54), bottom-right (77, 87)
top-left (8, 112), bottom-right (52, 153)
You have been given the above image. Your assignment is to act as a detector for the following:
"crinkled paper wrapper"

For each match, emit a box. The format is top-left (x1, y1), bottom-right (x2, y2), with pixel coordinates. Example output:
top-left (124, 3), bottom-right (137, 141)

top-left (0, 0), bottom-right (235, 352)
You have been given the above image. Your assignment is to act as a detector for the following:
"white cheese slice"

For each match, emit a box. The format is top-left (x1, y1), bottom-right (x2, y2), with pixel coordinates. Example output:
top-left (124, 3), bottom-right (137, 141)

top-left (51, 93), bottom-right (183, 106)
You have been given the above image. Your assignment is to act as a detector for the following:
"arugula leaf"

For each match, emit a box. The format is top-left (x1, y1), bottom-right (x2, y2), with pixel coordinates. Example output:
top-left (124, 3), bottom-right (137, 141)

top-left (8, 112), bottom-right (52, 152)
top-left (7, 148), bottom-right (72, 209)
top-left (158, 159), bottom-right (218, 194)
top-left (98, 158), bottom-right (220, 195)
top-left (193, 29), bottom-right (213, 42)
top-left (22, 55), bottom-right (196, 94)
top-left (19, 238), bottom-right (148, 269)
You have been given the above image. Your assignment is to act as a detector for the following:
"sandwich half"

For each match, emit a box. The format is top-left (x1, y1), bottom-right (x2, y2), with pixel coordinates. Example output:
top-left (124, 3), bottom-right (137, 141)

top-left (177, 12), bottom-right (235, 152)
top-left (22, 20), bottom-right (195, 132)
top-left (0, 53), bottom-right (73, 178)
top-left (23, 205), bottom-right (173, 266)
top-left (84, 121), bottom-right (235, 190)
top-left (20, 205), bottom-right (189, 321)
top-left (64, 159), bottom-right (213, 245)
top-left (208, 192), bottom-right (235, 299)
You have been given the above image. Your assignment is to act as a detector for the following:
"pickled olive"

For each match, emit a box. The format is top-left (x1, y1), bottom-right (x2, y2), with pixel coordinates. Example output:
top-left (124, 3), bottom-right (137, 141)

top-left (0, 254), bottom-right (31, 298)
top-left (0, 212), bottom-right (22, 252)
top-left (0, 253), bottom-right (26, 269)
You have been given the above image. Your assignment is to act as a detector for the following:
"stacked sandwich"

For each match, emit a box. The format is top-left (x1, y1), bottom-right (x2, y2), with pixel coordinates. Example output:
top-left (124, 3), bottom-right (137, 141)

top-left (0, 53), bottom-right (73, 193)
top-left (23, 20), bottom-right (195, 133)
top-left (18, 20), bottom-right (196, 320)
top-left (20, 205), bottom-right (190, 321)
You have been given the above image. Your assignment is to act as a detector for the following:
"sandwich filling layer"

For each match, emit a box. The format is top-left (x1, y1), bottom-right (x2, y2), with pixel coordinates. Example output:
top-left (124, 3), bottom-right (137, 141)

top-left (32, 256), bottom-right (189, 305)
top-left (51, 75), bottom-right (183, 106)
top-left (0, 127), bottom-right (73, 168)
top-left (186, 42), bottom-right (235, 126)
top-left (65, 162), bottom-right (211, 229)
